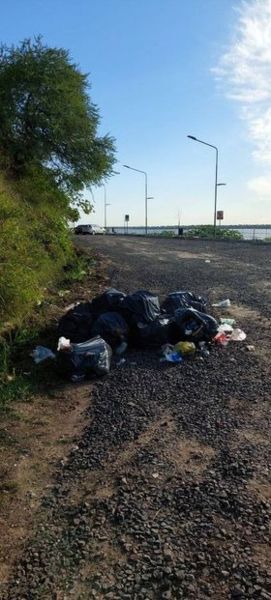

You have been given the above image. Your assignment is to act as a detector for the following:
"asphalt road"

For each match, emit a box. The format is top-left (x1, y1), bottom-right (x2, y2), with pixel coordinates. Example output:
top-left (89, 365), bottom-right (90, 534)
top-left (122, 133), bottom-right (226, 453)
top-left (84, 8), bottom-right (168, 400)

top-left (77, 235), bottom-right (271, 318)
top-left (5, 236), bottom-right (271, 599)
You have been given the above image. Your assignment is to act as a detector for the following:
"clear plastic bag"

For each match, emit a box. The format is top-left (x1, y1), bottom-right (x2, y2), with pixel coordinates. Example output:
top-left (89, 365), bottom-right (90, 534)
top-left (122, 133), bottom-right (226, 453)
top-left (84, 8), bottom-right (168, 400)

top-left (57, 336), bottom-right (112, 381)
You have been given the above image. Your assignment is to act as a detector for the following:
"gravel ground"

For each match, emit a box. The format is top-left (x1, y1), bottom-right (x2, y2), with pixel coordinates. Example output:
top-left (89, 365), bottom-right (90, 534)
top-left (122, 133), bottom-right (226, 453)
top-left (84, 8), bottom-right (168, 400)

top-left (3, 237), bottom-right (271, 600)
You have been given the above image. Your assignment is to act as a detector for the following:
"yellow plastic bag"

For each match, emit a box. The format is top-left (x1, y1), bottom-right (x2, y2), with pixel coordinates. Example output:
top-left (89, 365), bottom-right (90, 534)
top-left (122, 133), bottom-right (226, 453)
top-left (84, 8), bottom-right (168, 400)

top-left (174, 341), bottom-right (196, 355)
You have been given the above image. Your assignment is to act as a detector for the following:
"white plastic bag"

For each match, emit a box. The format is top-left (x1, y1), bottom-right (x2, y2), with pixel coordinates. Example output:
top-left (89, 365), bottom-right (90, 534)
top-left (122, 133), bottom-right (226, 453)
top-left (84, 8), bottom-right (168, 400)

top-left (212, 299), bottom-right (231, 308)
top-left (230, 329), bottom-right (246, 341)
top-left (57, 336), bottom-right (72, 351)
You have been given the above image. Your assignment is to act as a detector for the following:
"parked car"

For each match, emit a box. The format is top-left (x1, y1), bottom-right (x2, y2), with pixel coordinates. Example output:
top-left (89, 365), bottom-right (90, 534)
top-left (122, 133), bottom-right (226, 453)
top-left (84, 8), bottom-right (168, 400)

top-left (74, 224), bottom-right (106, 235)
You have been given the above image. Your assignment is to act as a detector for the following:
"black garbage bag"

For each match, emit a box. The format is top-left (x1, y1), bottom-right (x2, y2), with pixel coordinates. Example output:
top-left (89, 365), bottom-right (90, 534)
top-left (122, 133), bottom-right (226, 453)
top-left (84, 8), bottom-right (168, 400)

top-left (161, 291), bottom-right (207, 314)
top-left (134, 315), bottom-right (176, 347)
top-left (91, 312), bottom-right (128, 349)
top-left (58, 302), bottom-right (94, 343)
top-left (122, 290), bottom-right (161, 324)
top-left (57, 336), bottom-right (112, 382)
top-left (174, 307), bottom-right (218, 342)
top-left (90, 288), bottom-right (126, 315)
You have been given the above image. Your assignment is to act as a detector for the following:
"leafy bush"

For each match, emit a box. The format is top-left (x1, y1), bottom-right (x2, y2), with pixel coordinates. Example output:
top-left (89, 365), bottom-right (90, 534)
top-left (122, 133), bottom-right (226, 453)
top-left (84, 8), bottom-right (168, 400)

top-left (185, 225), bottom-right (243, 240)
top-left (158, 230), bottom-right (175, 238)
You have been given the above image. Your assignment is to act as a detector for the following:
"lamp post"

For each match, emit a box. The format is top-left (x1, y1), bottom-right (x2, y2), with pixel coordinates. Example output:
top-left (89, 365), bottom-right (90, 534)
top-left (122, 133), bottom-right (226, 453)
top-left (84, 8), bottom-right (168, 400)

top-left (103, 171), bottom-right (120, 231)
top-left (123, 164), bottom-right (152, 235)
top-left (187, 135), bottom-right (220, 237)
top-left (103, 184), bottom-right (110, 230)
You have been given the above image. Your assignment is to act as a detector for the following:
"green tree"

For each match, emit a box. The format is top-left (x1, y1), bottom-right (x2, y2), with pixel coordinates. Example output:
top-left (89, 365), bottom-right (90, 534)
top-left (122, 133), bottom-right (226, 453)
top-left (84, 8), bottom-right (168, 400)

top-left (0, 37), bottom-right (115, 201)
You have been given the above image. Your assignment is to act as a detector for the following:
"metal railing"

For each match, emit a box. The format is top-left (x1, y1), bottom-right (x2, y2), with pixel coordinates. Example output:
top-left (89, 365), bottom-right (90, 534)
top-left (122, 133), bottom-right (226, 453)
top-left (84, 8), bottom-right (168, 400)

top-left (107, 225), bottom-right (271, 242)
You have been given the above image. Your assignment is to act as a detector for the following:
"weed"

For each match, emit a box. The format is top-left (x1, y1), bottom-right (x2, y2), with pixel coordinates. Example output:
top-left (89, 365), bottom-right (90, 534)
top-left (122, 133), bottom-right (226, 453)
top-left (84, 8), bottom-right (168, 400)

top-left (0, 428), bottom-right (17, 447)
top-left (0, 377), bottom-right (32, 411)
top-left (0, 480), bottom-right (19, 493)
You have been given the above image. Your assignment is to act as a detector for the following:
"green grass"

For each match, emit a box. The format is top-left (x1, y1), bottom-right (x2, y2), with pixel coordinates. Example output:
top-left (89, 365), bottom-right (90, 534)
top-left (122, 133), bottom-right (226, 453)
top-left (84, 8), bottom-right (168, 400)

top-left (0, 376), bottom-right (33, 413)
top-left (157, 230), bottom-right (175, 238)
top-left (0, 248), bottom-right (95, 413)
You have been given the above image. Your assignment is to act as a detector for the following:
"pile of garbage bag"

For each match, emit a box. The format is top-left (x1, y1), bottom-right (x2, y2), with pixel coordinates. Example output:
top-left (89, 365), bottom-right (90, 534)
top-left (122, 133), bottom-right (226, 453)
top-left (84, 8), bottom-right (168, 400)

top-left (32, 288), bottom-right (246, 381)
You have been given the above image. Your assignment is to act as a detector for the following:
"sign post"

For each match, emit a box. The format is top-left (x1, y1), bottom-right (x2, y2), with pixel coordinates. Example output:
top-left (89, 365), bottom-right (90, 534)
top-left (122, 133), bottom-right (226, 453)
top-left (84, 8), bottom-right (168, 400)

top-left (124, 214), bottom-right (130, 235)
top-left (217, 210), bottom-right (224, 227)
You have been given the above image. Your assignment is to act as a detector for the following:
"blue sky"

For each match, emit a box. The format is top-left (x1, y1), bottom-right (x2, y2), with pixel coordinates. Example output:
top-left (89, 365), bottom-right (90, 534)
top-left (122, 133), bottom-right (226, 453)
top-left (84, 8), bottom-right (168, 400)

top-left (1, 0), bottom-right (271, 226)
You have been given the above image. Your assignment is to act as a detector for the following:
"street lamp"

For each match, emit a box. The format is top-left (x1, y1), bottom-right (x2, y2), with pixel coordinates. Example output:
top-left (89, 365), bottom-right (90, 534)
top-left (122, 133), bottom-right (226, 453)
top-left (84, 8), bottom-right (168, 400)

top-left (123, 164), bottom-right (152, 235)
top-left (103, 171), bottom-right (120, 231)
top-left (103, 184), bottom-right (110, 230)
top-left (187, 135), bottom-right (220, 237)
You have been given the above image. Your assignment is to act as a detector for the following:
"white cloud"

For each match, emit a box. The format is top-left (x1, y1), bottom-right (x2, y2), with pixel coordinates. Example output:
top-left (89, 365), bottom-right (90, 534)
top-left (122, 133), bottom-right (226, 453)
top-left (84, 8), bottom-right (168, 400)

top-left (247, 175), bottom-right (271, 194)
top-left (214, 0), bottom-right (271, 164)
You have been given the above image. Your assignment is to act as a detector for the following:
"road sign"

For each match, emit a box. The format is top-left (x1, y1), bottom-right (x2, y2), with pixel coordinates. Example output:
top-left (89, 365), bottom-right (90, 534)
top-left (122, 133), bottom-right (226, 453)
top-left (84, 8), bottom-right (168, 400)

top-left (125, 214), bottom-right (130, 222)
top-left (217, 210), bottom-right (224, 220)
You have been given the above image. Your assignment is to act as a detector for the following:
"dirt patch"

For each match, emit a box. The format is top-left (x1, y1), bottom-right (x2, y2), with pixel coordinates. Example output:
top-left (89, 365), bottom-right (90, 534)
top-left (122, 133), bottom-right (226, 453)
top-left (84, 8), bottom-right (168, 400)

top-left (247, 479), bottom-right (271, 501)
top-left (228, 304), bottom-right (267, 323)
top-left (235, 428), bottom-right (269, 447)
top-left (164, 437), bottom-right (216, 475)
top-left (0, 383), bottom-right (92, 584)
top-left (252, 543), bottom-right (271, 571)
top-left (68, 414), bottom-right (216, 510)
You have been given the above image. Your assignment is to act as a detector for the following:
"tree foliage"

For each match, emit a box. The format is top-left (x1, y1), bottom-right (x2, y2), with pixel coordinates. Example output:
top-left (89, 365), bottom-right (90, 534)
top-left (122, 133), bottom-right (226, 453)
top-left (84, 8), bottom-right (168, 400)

top-left (0, 38), bottom-right (116, 330)
top-left (0, 37), bottom-right (116, 197)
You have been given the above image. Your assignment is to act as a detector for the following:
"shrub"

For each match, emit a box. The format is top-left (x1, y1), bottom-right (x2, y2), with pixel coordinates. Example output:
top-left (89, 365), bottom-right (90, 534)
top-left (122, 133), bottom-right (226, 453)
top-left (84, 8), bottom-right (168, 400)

top-left (185, 225), bottom-right (243, 240)
top-left (0, 173), bottom-right (73, 329)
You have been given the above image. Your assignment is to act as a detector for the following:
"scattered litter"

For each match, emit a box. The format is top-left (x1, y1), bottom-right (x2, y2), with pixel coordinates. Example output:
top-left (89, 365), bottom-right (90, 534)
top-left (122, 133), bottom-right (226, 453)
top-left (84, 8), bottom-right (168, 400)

top-left (116, 358), bottom-right (126, 366)
top-left (31, 346), bottom-right (56, 363)
top-left (58, 289), bottom-right (71, 297)
top-left (123, 290), bottom-right (161, 323)
top-left (152, 472), bottom-right (159, 479)
top-left (6, 374), bottom-right (15, 382)
top-left (162, 291), bottom-right (207, 314)
top-left (115, 341), bottom-right (128, 355)
top-left (212, 299), bottom-right (231, 308)
top-left (58, 302), bottom-right (94, 343)
top-left (198, 341), bottom-right (210, 357)
top-left (57, 336), bottom-right (72, 351)
top-left (217, 323), bottom-right (233, 333)
top-left (35, 287), bottom-right (248, 381)
top-left (230, 328), bottom-right (246, 341)
top-left (91, 288), bottom-right (126, 314)
top-left (57, 336), bottom-right (112, 382)
top-left (174, 341), bottom-right (196, 355)
top-left (161, 351), bottom-right (183, 364)
top-left (91, 311), bottom-right (128, 349)
top-left (205, 259), bottom-right (211, 263)
top-left (63, 303), bottom-right (76, 313)
top-left (214, 328), bottom-right (247, 345)
top-left (214, 332), bottom-right (230, 346)
top-left (246, 345), bottom-right (255, 352)
top-left (135, 316), bottom-right (173, 347)
top-left (220, 318), bottom-right (235, 326)
top-left (174, 308), bottom-right (218, 342)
